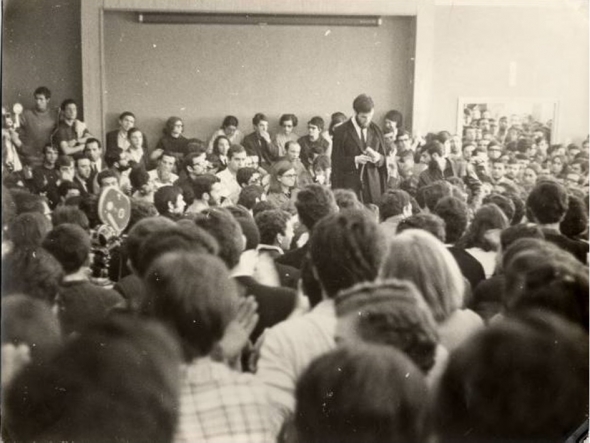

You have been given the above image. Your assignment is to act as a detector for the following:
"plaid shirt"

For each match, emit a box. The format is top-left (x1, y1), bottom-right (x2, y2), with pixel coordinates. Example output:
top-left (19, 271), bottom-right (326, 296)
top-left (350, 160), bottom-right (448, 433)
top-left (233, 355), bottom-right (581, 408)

top-left (175, 357), bottom-right (275, 443)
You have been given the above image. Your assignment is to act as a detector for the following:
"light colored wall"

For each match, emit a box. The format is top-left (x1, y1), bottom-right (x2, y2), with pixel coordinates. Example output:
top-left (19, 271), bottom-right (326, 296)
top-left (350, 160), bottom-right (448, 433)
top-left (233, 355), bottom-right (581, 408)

top-left (430, 3), bottom-right (589, 143)
top-left (2, 0), bottom-right (83, 117)
top-left (103, 12), bottom-right (415, 147)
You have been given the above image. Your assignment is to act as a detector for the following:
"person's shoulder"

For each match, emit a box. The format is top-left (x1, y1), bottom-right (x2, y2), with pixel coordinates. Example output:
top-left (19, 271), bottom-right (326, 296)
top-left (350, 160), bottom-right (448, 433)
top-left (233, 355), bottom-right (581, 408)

top-left (334, 119), bottom-right (352, 134)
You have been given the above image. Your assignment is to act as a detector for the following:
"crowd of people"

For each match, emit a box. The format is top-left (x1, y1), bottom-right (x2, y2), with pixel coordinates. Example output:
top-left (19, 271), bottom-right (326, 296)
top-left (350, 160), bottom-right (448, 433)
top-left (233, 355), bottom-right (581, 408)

top-left (1, 86), bottom-right (589, 442)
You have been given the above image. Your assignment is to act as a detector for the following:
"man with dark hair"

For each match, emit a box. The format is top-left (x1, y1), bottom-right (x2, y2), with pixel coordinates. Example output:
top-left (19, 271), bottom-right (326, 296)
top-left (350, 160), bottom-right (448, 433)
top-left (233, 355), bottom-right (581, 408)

top-left (174, 149), bottom-right (209, 202)
top-left (418, 141), bottom-right (481, 198)
top-left (434, 311), bottom-right (588, 443)
top-left (191, 208), bottom-right (297, 342)
top-left (129, 164), bottom-right (154, 202)
top-left (9, 188), bottom-right (51, 218)
top-left (236, 166), bottom-right (261, 188)
top-left (252, 209), bottom-right (299, 288)
top-left (257, 209), bottom-right (387, 431)
top-left (434, 196), bottom-right (486, 292)
top-left (397, 213), bottom-right (447, 242)
top-left (73, 156), bottom-right (92, 195)
top-left (242, 113), bottom-right (277, 170)
top-left (105, 111), bottom-right (147, 155)
top-left (483, 193), bottom-right (515, 223)
top-left (148, 151), bottom-right (178, 190)
top-left (281, 140), bottom-right (313, 186)
top-left (31, 144), bottom-right (60, 207)
top-left (142, 252), bottom-right (275, 442)
top-left (379, 189), bottom-right (412, 238)
top-left (42, 224), bottom-right (123, 335)
top-left (295, 344), bottom-right (429, 443)
top-left (237, 184), bottom-right (265, 211)
top-left (185, 174), bottom-right (222, 214)
top-left (19, 86), bottom-right (58, 167)
top-left (56, 180), bottom-right (81, 206)
top-left (255, 209), bottom-right (294, 250)
top-left (84, 138), bottom-right (105, 174)
top-left (469, 225), bottom-right (546, 322)
top-left (2, 246), bottom-right (63, 304)
top-left (416, 179), bottom-right (454, 213)
top-left (96, 169), bottom-right (119, 192)
top-left (153, 185), bottom-right (186, 220)
top-left (331, 94), bottom-right (388, 205)
top-left (298, 117), bottom-right (330, 169)
top-left (3, 314), bottom-right (182, 443)
top-left (51, 206), bottom-right (90, 231)
top-left (53, 99), bottom-right (92, 157)
top-left (526, 181), bottom-right (588, 262)
top-left (276, 183), bottom-right (338, 270)
top-left (216, 144), bottom-right (247, 204)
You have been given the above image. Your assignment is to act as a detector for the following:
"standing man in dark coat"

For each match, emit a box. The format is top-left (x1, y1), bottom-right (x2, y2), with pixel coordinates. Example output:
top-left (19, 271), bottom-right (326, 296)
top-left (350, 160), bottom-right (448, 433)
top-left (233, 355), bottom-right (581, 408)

top-left (331, 94), bottom-right (388, 204)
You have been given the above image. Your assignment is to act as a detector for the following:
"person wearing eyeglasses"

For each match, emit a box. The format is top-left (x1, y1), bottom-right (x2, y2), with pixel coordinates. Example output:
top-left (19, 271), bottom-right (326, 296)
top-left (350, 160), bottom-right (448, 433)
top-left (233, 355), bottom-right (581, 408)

top-left (266, 159), bottom-right (298, 211)
top-left (272, 114), bottom-right (299, 158)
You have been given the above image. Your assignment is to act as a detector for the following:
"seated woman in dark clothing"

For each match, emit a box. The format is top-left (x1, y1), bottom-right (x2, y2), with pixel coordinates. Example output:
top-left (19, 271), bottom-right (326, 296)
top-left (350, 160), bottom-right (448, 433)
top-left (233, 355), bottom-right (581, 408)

top-left (151, 116), bottom-right (189, 168)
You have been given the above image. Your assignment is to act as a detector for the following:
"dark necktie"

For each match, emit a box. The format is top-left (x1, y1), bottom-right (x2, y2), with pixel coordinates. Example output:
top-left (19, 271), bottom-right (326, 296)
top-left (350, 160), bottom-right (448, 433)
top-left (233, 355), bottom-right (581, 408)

top-left (360, 128), bottom-right (367, 152)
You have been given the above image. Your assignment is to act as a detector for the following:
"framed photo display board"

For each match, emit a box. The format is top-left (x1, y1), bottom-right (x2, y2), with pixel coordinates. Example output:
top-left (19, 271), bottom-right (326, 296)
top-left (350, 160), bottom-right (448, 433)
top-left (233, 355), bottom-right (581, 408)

top-left (457, 98), bottom-right (559, 143)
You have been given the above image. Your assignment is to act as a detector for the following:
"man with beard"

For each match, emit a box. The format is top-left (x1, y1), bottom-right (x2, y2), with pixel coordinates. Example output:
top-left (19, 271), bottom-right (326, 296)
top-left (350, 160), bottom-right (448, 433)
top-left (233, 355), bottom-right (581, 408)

top-left (185, 174), bottom-right (223, 214)
top-left (418, 140), bottom-right (481, 199)
top-left (331, 94), bottom-right (387, 205)
top-left (104, 147), bottom-right (133, 195)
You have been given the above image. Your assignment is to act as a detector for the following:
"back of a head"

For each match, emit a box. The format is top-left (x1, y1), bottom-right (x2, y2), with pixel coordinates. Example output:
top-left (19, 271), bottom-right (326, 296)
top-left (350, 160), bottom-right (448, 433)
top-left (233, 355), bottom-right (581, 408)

top-left (510, 257), bottom-right (588, 331)
top-left (499, 224), bottom-right (545, 252)
top-left (11, 189), bottom-right (47, 215)
top-left (135, 223), bottom-right (218, 277)
top-left (51, 206), bottom-right (90, 231)
top-left (125, 216), bottom-right (177, 273)
top-left (483, 193), bottom-right (515, 224)
top-left (237, 184), bottom-right (264, 210)
top-left (225, 205), bottom-right (260, 251)
top-left (295, 344), bottom-right (429, 443)
top-left (2, 294), bottom-right (62, 366)
top-left (42, 223), bottom-right (91, 274)
top-left (310, 209), bottom-right (386, 298)
top-left (192, 207), bottom-right (244, 269)
top-left (433, 196), bottom-right (468, 244)
top-left (2, 247), bottom-right (63, 303)
top-left (252, 200), bottom-right (278, 218)
top-left (3, 314), bottom-right (182, 443)
top-left (255, 209), bottom-right (291, 246)
top-left (153, 186), bottom-right (182, 215)
top-left (334, 188), bottom-right (364, 211)
top-left (457, 204), bottom-right (509, 251)
top-left (142, 252), bottom-right (237, 361)
top-left (379, 190), bottom-right (411, 221)
top-left (335, 279), bottom-right (439, 373)
top-left (7, 212), bottom-right (51, 250)
top-left (418, 180), bottom-right (453, 212)
top-left (434, 311), bottom-right (588, 443)
top-left (526, 181), bottom-right (569, 224)
top-left (295, 184), bottom-right (337, 231)
top-left (560, 194), bottom-right (588, 239)
top-left (380, 229), bottom-right (464, 323)
top-left (396, 213), bottom-right (446, 243)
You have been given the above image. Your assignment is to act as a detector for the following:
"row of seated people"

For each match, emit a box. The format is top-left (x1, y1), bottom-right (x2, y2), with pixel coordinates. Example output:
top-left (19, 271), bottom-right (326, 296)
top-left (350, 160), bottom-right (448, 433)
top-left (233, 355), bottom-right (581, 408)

top-left (1, 170), bottom-right (588, 442)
